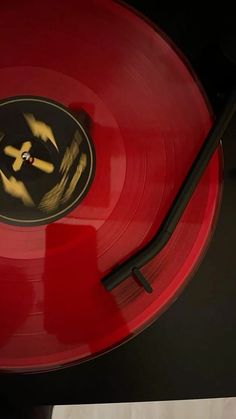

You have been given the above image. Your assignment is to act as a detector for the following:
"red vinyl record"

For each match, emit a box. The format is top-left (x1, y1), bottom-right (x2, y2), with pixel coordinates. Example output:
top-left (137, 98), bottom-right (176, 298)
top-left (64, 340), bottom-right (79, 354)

top-left (0, 0), bottom-right (221, 371)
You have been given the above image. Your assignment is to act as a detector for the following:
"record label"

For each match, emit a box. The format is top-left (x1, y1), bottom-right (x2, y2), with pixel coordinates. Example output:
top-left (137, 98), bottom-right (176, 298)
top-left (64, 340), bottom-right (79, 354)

top-left (0, 97), bottom-right (95, 226)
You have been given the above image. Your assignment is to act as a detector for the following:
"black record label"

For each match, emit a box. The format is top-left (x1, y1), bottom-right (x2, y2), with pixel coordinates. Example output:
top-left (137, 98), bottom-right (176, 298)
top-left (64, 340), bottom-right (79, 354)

top-left (0, 97), bottom-right (95, 226)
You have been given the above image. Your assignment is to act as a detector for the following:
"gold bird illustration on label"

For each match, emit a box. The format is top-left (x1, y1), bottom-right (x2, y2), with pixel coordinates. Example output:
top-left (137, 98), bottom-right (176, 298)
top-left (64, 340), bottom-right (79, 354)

top-left (24, 113), bottom-right (59, 152)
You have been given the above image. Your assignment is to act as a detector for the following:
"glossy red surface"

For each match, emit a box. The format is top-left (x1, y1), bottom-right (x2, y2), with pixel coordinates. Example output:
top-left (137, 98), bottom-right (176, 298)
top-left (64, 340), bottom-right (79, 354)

top-left (0, 0), bottom-right (221, 371)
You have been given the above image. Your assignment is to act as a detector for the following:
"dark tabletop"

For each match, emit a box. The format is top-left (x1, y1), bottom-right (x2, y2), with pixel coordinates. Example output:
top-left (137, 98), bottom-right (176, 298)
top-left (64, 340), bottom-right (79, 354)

top-left (0, 1), bottom-right (236, 407)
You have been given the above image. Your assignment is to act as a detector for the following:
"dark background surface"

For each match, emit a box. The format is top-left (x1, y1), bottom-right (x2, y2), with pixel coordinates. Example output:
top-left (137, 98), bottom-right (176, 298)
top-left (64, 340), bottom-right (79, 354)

top-left (0, 1), bottom-right (236, 408)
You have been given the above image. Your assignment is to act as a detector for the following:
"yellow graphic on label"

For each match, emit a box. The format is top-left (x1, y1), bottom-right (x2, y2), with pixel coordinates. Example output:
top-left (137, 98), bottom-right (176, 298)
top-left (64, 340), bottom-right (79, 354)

top-left (0, 170), bottom-right (34, 207)
top-left (32, 157), bottom-right (54, 174)
top-left (24, 113), bottom-right (59, 152)
top-left (60, 130), bottom-right (82, 174)
top-left (4, 142), bottom-right (54, 174)
top-left (38, 130), bottom-right (88, 213)
top-left (62, 154), bottom-right (87, 203)
top-left (4, 141), bottom-right (32, 172)
top-left (39, 174), bottom-right (68, 212)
